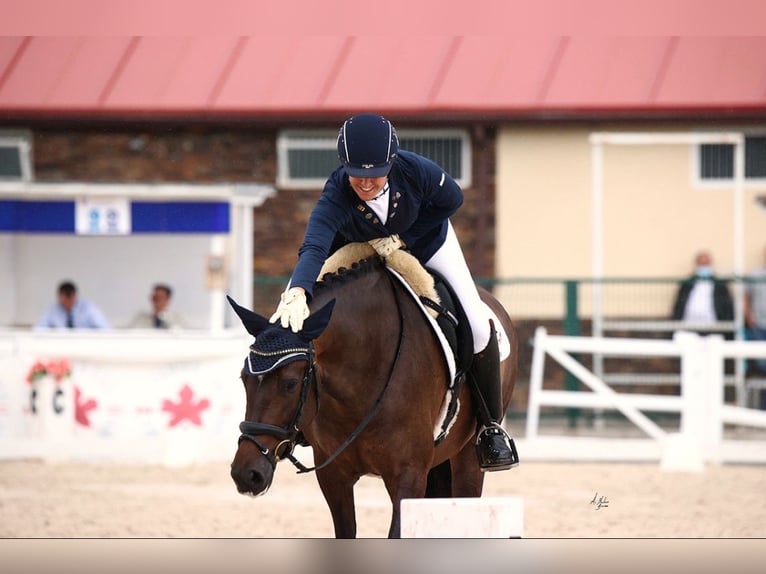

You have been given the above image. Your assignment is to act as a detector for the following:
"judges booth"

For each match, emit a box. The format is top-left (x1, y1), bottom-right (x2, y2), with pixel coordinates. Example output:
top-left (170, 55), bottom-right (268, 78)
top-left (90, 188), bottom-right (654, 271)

top-left (0, 181), bottom-right (274, 464)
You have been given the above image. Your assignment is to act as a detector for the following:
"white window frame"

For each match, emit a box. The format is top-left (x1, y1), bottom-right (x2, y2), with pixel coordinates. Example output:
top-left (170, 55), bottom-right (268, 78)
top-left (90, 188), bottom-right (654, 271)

top-left (692, 132), bottom-right (766, 190)
top-left (0, 132), bottom-right (33, 182)
top-left (276, 131), bottom-right (337, 189)
top-left (277, 128), bottom-right (472, 189)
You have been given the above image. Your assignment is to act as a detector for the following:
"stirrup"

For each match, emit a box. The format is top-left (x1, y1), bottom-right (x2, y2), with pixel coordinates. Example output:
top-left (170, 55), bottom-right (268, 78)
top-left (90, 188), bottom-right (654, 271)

top-left (475, 423), bottom-right (520, 472)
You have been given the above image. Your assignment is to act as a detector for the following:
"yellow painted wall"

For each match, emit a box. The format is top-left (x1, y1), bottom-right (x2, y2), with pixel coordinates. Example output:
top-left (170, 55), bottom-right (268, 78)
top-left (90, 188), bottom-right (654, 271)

top-left (495, 124), bottom-right (766, 318)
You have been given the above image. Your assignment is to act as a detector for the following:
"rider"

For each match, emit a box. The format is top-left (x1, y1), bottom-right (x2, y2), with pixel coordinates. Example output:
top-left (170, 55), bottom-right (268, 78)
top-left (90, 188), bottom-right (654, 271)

top-left (269, 112), bottom-right (518, 472)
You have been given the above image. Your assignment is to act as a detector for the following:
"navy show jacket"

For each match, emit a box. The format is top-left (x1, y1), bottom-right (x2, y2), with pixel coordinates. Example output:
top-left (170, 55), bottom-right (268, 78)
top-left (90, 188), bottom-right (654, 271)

top-left (290, 150), bottom-right (464, 297)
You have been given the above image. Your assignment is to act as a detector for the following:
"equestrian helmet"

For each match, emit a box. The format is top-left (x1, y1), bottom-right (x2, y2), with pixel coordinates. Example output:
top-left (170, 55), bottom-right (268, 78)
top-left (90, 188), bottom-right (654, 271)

top-left (337, 113), bottom-right (399, 178)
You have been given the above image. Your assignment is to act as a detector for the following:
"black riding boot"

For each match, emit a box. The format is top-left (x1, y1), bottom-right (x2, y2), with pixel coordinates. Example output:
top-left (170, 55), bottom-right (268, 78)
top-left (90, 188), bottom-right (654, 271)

top-left (469, 321), bottom-right (519, 472)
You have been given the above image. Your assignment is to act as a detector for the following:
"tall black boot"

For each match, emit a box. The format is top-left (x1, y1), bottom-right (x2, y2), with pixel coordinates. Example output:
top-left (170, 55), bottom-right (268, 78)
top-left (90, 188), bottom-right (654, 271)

top-left (468, 321), bottom-right (519, 472)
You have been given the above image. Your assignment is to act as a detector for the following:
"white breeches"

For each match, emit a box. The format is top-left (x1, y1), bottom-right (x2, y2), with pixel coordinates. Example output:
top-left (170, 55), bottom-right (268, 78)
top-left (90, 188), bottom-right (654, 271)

top-left (425, 221), bottom-right (492, 353)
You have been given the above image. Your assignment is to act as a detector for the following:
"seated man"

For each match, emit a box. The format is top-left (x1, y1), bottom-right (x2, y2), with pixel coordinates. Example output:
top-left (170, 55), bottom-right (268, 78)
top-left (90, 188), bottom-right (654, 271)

top-left (671, 250), bottom-right (734, 326)
top-left (128, 283), bottom-right (185, 329)
top-left (36, 280), bottom-right (110, 330)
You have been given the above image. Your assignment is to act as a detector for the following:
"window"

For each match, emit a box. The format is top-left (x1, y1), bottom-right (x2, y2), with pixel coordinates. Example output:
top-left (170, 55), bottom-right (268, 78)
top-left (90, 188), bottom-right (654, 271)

top-left (746, 136), bottom-right (766, 178)
top-left (0, 132), bottom-right (32, 182)
top-left (277, 128), bottom-right (471, 188)
top-left (0, 132), bottom-right (33, 181)
top-left (697, 135), bottom-right (766, 183)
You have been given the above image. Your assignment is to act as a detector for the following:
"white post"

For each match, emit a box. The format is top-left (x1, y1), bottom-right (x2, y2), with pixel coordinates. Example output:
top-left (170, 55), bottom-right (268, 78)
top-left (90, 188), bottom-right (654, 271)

top-left (208, 235), bottom-right (227, 333)
top-left (233, 202), bottom-right (254, 311)
top-left (525, 326), bottom-right (547, 440)
top-left (704, 334), bottom-right (725, 464)
top-left (733, 137), bottom-right (746, 406)
top-left (590, 138), bottom-right (604, 381)
top-left (661, 331), bottom-right (705, 472)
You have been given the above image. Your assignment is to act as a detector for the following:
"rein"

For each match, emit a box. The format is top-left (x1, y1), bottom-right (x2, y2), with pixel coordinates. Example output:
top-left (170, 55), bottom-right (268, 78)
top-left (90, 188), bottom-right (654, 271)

top-left (238, 267), bottom-right (405, 474)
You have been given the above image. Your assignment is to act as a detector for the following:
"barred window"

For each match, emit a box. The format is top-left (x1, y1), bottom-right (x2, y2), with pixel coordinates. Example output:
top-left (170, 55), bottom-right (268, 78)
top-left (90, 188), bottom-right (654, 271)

top-left (698, 135), bottom-right (766, 181)
top-left (277, 129), bottom-right (471, 188)
top-left (745, 136), bottom-right (766, 178)
top-left (0, 133), bottom-right (33, 181)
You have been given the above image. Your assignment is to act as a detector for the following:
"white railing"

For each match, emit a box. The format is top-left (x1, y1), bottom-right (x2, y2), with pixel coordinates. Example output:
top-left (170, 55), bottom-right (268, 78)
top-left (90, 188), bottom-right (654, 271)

top-left (525, 327), bottom-right (766, 469)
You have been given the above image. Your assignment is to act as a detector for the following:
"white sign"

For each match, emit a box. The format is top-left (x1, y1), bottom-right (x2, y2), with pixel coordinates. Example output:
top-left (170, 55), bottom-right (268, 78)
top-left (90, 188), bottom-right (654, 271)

top-left (75, 197), bottom-right (131, 235)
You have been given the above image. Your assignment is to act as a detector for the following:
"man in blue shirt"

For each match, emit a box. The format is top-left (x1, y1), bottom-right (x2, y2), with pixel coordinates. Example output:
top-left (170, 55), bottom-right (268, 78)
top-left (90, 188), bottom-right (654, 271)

top-left (270, 113), bottom-right (517, 472)
top-left (36, 280), bottom-right (110, 330)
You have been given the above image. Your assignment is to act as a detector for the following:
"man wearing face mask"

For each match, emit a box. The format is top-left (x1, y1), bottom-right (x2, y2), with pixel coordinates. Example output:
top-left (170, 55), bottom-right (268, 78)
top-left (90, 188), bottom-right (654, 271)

top-left (671, 250), bottom-right (734, 325)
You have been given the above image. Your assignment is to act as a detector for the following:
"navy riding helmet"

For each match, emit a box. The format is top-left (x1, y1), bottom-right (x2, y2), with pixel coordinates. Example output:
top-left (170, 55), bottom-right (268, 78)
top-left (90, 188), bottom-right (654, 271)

top-left (337, 113), bottom-right (399, 178)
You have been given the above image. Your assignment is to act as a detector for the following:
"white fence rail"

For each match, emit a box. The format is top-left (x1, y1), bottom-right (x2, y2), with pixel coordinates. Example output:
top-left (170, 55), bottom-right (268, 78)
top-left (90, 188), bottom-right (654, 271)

top-left (525, 327), bottom-right (766, 469)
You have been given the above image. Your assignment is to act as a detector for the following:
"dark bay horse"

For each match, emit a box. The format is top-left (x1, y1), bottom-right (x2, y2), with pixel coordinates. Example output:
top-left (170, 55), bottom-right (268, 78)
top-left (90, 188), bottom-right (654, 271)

top-left (228, 254), bottom-right (517, 538)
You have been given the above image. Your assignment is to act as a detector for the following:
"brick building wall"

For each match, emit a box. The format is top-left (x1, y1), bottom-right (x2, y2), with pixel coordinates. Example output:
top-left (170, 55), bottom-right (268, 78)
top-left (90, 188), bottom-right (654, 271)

top-left (31, 125), bottom-right (498, 317)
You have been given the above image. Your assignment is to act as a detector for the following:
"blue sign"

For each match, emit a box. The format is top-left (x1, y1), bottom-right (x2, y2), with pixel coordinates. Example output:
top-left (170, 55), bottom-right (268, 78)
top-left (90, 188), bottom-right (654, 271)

top-left (0, 200), bottom-right (230, 234)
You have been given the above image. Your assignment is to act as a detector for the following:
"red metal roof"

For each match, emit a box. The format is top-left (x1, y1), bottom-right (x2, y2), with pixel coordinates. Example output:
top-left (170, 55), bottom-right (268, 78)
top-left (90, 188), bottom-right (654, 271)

top-left (2, 36), bottom-right (766, 120)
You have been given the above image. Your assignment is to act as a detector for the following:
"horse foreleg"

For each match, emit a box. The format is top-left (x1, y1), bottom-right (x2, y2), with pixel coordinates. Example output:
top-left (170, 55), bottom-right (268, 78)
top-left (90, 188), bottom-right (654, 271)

top-left (448, 440), bottom-right (485, 497)
top-left (382, 468), bottom-right (429, 538)
top-left (425, 460), bottom-right (452, 498)
top-left (315, 466), bottom-right (358, 538)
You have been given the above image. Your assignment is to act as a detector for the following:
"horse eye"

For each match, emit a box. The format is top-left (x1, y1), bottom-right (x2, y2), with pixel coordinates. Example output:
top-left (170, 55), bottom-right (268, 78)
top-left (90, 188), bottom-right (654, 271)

top-left (282, 378), bottom-right (299, 393)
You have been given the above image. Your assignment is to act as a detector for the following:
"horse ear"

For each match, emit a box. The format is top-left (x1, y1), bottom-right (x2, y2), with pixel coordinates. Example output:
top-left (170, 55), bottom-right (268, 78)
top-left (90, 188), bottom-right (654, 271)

top-left (300, 299), bottom-right (336, 340)
top-left (226, 295), bottom-right (271, 337)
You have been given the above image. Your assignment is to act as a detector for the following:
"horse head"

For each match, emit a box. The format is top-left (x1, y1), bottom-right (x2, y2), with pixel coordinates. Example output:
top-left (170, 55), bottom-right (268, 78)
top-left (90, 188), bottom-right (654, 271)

top-left (227, 295), bottom-right (335, 497)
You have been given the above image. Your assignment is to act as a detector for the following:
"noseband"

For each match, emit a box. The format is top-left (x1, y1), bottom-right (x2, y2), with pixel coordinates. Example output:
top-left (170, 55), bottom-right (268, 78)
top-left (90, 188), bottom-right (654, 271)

top-left (237, 268), bottom-right (405, 474)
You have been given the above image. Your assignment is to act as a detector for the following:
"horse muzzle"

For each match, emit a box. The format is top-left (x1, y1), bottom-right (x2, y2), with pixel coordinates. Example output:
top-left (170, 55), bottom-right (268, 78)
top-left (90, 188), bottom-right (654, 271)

top-left (230, 444), bottom-right (275, 497)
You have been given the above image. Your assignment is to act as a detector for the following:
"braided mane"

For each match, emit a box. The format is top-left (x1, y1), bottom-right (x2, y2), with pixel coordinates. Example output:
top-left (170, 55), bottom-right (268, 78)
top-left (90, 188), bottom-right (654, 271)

top-left (314, 255), bottom-right (383, 296)
top-left (312, 243), bottom-right (440, 317)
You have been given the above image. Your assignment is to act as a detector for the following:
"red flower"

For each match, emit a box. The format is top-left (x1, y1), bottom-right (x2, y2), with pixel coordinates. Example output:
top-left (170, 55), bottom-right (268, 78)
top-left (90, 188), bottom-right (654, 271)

top-left (25, 358), bottom-right (72, 384)
top-left (46, 358), bottom-right (72, 382)
top-left (25, 361), bottom-right (48, 383)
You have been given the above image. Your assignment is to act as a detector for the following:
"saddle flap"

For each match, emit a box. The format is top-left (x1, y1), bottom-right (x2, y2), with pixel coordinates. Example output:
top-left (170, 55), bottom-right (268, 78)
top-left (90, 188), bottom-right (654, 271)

top-left (424, 267), bottom-right (474, 374)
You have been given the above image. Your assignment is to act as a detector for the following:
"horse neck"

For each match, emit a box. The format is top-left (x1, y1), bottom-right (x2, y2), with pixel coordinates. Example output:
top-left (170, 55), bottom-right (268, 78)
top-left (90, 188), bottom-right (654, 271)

top-left (310, 265), bottom-right (399, 397)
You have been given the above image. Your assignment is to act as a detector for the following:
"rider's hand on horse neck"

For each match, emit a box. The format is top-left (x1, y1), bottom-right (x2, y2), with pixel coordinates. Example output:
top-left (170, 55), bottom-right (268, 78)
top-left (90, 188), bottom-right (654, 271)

top-left (270, 287), bottom-right (310, 333)
top-left (369, 235), bottom-right (404, 258)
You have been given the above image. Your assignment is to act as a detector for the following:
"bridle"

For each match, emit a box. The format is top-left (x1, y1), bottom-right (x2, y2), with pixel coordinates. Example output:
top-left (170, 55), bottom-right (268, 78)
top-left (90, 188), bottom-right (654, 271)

top-left (237, 343), bottom-right (317, 472)
top-left (237, 268), bottom-right (405, 474)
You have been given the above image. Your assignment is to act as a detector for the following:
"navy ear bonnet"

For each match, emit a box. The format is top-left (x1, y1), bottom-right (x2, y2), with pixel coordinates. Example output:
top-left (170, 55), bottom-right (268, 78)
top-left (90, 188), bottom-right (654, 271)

top-left (245, 326), bottom-right (311, 376)
top-left (227, 295), bottom-right (335, 377)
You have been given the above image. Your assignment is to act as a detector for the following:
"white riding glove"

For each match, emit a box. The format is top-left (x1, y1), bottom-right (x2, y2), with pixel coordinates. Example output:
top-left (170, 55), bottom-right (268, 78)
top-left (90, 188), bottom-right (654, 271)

top-left (269, 287), bottom-right (310, 333)
top-left (368, 234), bottom-right (404, 259)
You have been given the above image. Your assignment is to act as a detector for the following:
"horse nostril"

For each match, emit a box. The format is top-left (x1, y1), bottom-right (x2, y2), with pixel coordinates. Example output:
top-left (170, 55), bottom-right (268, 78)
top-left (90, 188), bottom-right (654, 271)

top-left (249, 469), bottom-right (265, 491)
top-left (231, 463), bottom-right (270, 496)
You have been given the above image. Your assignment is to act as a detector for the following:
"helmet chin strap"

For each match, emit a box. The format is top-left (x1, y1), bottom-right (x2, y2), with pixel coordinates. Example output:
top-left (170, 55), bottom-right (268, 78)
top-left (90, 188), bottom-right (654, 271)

top-left (369, 183), bottom-right (390, 202)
